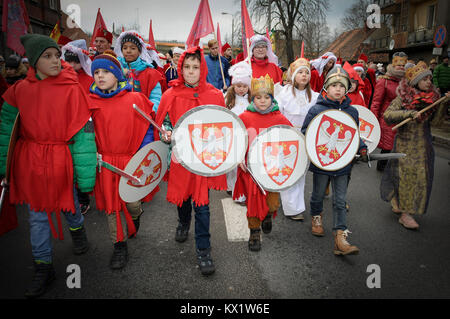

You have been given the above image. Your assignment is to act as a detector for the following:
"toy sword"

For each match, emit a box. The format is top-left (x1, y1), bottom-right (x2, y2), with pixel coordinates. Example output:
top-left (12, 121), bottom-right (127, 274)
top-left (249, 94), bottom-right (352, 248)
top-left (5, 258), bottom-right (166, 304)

top-left (97, 154), bottom-right (144, 186)
top-left (242, 163), bottom-right (267, 196)
top-left (356, 152), bottom-right (406, 168)
top-left (132, 104), bottom-right (169, 140)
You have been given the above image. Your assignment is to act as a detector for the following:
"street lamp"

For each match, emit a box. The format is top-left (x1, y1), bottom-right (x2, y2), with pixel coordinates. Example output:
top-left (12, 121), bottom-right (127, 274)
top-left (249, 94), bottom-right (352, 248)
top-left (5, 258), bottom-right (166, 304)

top-left (221, 12), bottom-right (234, 48)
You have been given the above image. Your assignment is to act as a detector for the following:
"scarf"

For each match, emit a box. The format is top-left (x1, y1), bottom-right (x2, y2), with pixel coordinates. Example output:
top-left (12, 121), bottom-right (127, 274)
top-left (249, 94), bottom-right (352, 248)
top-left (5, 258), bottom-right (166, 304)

top-left (247, 99), bottom-right (279, 114)
top-left (90, 80), bottom-right (132, 98)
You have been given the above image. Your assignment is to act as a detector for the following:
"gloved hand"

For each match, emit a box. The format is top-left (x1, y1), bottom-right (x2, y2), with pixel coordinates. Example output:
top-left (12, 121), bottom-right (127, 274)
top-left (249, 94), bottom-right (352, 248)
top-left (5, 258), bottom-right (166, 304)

top-left (359, 148), bottom-right (369, 163)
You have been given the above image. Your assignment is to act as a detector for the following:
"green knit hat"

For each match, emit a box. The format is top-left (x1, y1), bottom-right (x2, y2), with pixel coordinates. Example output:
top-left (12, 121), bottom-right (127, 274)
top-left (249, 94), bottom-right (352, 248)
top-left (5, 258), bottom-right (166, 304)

top-left (20, 34), bottom-right (60, 68)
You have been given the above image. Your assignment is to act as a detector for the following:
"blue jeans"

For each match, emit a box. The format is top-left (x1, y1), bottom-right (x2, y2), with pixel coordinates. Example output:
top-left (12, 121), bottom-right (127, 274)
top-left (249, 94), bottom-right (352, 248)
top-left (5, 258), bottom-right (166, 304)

top-left (177, 197), bottom-right (211, 251)
top-left (28, 187), bottom-right (84, 263)
top-left (310, 173), bottom-right (349, 231)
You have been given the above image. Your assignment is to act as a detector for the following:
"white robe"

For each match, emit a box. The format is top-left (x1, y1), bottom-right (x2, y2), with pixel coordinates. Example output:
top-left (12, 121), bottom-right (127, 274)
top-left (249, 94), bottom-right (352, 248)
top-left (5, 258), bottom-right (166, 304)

top-left (226, 94), bottom-right (249, 202)
top-left (275, 85), bottom-right (319, 215)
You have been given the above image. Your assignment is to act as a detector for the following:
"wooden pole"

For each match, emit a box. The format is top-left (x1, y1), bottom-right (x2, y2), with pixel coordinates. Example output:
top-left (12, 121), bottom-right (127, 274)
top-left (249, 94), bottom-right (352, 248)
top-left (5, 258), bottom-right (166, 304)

top-left (213, 31), bottom-right (227, 91)
top-left (391, 95), bottom-right (449, 131)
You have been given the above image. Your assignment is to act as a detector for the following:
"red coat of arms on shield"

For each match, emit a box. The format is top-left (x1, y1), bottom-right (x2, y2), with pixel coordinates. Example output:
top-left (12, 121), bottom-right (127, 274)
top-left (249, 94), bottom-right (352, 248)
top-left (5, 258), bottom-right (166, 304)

top-left (262, 141), bottom-right (299, 186)
top-left (315, 114), bottom-right (356, 167)
top-left (359, 118), bottom-right (374, 139)
top-left (127, 150), bottom-right (162, 187)
top-left (188, 122), bottom-right (233, 170)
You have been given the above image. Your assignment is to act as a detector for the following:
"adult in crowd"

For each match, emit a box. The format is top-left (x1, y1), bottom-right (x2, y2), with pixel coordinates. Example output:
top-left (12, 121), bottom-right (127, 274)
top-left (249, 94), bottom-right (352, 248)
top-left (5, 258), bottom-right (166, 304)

top-left (433, 53), bottom-right (450, 96)
top-left (205, 39), bottom-right (230, 91)
top-left (222, 43), bottom-right (233, 63)
top-left (94, 27), bottom-right (113, 56)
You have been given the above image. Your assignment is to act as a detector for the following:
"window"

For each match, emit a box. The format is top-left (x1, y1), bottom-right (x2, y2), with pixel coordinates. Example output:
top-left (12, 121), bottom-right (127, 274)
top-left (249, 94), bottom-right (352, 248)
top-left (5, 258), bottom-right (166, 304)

top-left (49, 0), bottom-right (57, 10)
top-left (427, 5), bottom-right (436, 29)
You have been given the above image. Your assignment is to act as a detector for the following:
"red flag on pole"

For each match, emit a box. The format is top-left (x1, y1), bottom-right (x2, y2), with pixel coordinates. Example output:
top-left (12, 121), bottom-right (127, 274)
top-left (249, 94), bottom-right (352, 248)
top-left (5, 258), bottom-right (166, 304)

top-left (216, 22), bottom-right (222, 54)
top-left (2, 0), bottom-right (30, 56)
top-left (241, 0), bottom-right (254, 59)
top-left (148, 19), bottom-right (156, 49)
top-left (90, 8), bottom-right (108, 48)
top-left (186, 0), bottom-right (214, 48)
top-left (301, 41), bottom-right (304, 58)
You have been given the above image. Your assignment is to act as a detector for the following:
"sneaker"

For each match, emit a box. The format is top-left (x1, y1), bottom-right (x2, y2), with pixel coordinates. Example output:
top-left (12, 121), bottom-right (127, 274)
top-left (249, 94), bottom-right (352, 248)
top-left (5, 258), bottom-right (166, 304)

top-left (175, 223), bottom-right (190, 243)
top-left (69, 226), bottom-right (89, 255)
top-left (24, 261), bottom-right (56, 298)
top-left (110, 241), bottom-right (128, 270)
top-left (261, 214), bottom-right (272, 234)
top-left (311, 214), bottom-right (324, 237)
top-left (288, 213), bottom-right (304, 221)
top-left (196, 248), bottom-right (215, 276)
top-left (80, 204), bottom-right (90, 215)
top-left (248, 229), bottom-right (261, 252)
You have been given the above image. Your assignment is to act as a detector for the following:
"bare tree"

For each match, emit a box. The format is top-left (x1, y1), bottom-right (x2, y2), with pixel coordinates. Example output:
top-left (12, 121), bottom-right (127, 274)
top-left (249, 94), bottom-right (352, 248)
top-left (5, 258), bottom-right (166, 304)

top-left (247, 0), bottom-right (329, 63)
top-left (341, 0), bottom-right (371, 31)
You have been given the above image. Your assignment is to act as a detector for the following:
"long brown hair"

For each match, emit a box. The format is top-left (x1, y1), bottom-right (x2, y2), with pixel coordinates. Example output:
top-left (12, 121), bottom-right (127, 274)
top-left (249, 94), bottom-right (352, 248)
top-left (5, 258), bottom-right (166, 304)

top-left (225, 84), bottom-right (251, 109)
top-left (292, 73), bottom-right (313, 103)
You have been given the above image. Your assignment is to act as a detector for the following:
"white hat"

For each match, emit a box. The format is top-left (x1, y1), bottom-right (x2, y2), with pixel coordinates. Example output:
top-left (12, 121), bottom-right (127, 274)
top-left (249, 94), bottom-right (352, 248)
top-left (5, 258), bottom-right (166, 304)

top-left (310, 52), bottom-right (337, 76)
top-left (173, 47), bottom-right (185, 55)
top-left (249, 34), bottom-right (279, 65)
top-left (62, 39), bottom-right (92, 76)
top-left (229, 61), bottom-right (252, 87)
top-left (114, 30), bottom-right (163, 67)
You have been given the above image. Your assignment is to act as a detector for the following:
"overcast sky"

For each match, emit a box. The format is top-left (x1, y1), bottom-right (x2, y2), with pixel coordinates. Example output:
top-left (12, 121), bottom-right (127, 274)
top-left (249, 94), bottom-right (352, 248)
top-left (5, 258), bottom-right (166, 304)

top-left (60, 0), bottom-right (355, 44)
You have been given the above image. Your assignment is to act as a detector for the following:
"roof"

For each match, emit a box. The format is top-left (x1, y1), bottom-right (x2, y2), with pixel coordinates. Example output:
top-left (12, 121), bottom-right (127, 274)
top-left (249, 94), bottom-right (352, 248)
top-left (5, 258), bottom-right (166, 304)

top-left (322, 27), bottom-right (376, 62)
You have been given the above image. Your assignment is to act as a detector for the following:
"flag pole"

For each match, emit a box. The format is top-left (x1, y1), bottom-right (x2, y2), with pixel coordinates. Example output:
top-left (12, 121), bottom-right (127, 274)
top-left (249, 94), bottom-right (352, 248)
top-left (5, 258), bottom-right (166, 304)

top-left (214, 31), bottom-right (227, 91)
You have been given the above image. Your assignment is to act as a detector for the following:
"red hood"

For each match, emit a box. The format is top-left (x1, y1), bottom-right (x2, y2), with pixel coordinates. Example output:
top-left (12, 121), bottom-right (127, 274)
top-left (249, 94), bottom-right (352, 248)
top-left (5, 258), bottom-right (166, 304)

top-left (343, 62), bottom-right (364, 89)
top-left (169, 46), bottom-right (208, 91)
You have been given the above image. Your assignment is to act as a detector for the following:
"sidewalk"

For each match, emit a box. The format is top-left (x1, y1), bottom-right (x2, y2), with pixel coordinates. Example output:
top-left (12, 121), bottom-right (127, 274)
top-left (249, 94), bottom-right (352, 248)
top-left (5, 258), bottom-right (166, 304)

top-left (431, 118), bottom-right (450, 149)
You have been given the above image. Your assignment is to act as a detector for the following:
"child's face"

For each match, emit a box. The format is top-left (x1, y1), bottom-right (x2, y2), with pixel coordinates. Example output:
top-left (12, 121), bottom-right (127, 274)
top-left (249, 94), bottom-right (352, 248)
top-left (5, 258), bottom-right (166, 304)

top-left (35, 47), bottom-right (61, 78)
top-left (294, 69), bottom-right (310, 88)
top-left (253, 93), bottom-right (272, 111)
top-left (349, 80), bottom-right (357, 93)
top-left (122, 42), bottom-right (140, 63)
top-left (327, 83), bottom-right (346, 101)
top-left (68, 61), bottom-right (82, 72)
top-left (234, 83), bottom-right (249, 96)
top-left (94, 68), bottom-right (118, 91)
top-left (417, 75), bottom-right (432, 92)
top-left (182, 57), bottom-right (201, 86)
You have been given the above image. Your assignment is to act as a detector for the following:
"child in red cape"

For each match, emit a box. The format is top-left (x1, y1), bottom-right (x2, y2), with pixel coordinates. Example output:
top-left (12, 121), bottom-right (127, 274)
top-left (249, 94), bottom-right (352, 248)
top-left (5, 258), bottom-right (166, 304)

top-left (89, 50), bottom-right (157, 270)
top-left (155, 46), bottom-right (227, 276)
top-left (0, 34), bottom-right (97, 298)
top-left (343, 62), bottom-right (366, 107)
top-left (233, 75), bottom-right (293, 252)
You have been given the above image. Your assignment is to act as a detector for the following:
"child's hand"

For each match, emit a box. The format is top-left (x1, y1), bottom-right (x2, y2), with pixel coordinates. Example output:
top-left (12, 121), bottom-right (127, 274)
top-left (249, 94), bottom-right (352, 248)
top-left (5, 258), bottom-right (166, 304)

top-left (162, 131), bottom-right (172, 143)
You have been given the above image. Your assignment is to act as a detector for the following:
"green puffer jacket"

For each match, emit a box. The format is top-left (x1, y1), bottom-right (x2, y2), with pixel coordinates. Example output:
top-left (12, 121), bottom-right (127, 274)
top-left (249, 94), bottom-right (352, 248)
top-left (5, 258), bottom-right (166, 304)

top-left (433, 63), bottom-right (450, 90)
top-left (0, 102), bottom-right (97, 193)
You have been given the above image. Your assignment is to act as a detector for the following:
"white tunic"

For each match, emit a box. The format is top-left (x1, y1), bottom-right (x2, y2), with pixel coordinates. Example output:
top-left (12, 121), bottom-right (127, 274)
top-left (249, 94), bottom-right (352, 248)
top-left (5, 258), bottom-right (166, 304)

top-left (226, 93), bottom-right (249, 202)
top-left (275, 85), bottom-right (319, 215)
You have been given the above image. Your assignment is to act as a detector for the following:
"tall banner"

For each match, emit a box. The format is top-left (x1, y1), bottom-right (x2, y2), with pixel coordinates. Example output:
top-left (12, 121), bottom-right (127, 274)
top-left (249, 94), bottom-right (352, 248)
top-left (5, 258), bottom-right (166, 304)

top-left (216, 22), bottom-right (222, 53)
top-left (2, 0), bottom-right (30, 56)
top-left (241, 0), bottom-right (254, 59)
top-left (186, 0), bottom-right (214, 48)
top-left (90, 8), bottom-right (107, 47)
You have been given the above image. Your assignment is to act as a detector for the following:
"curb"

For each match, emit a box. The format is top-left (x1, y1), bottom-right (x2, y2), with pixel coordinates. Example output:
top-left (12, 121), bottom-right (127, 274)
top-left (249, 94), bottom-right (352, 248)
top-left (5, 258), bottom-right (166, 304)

top-left (432, 134), bottom-right (450, 149)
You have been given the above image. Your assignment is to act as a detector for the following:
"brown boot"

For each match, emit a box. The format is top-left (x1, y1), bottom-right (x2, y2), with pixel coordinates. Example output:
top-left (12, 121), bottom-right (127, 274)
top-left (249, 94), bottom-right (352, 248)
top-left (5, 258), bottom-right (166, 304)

top-left (311, 213), bottom-right (324, 237)
top-left (334, 230), bottom-right (359, 256)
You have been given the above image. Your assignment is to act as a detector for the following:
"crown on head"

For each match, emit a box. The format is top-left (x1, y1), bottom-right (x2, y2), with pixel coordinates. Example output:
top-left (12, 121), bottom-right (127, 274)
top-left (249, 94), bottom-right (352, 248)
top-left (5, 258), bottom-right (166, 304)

top-left (251, 74), bottom-right (274, 96)
top-left (289, 57), bottom-right (310, 75)
top-left (406, 61), bottom-right (429, 83)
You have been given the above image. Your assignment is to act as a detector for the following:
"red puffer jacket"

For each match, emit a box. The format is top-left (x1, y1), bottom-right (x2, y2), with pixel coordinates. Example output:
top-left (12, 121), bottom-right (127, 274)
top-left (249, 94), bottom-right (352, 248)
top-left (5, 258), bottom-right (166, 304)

top-left (370, 74), bottom-right (402, 150)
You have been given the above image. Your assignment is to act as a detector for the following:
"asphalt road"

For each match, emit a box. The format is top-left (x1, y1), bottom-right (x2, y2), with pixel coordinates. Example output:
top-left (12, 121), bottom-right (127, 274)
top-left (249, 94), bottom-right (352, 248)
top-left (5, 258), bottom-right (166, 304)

top-left (1, 146), bottom-right (449, 300)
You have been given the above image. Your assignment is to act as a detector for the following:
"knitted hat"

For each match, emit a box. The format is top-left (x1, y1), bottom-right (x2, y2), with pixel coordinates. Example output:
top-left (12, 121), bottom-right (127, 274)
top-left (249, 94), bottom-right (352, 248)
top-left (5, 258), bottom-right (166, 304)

top-left (251, 74), bottom-right (274, 97)
top-left (221, 43), bottom-right (231, 55)
top-left (353, 63), bottom-right (365, 73)
top-left (289, 57), bottom-right (310, 83)
top-left (406, 61), bottom-right (432, 86)
top-left (121, 33), bottom-right (142, 52)
top-left (229, 61), bottom-right (252, 87)
top-left (91, 50), bottom-right (125, 82)
top-left (323, 65), bottom-right (351, 93)
top-left (94, 28), bottom-right (113, 43)
top-left (20, 34), bottom-right (60, 68)
top-left (358, 53), bottom-right (368, 63)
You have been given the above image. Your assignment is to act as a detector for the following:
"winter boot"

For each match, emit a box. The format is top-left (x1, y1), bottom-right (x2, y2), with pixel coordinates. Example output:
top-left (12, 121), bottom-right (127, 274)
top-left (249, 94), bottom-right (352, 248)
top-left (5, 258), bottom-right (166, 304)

top-left (248, 229), bottom-right (261, 252)
top-left (69, 226), bottom-right (89, 255)
top-left (334, 229), bottom-right (359, 256)
top-left (311, 213), bottom-right (324, 237)
top-left (196, 247), bottom-right (215, 276)
top-left (175, 222), bottom-right (190, 243)
top-left (110, 241), bottom-right (128, 270)
top-left (261, 214), bottom-right (272, 234)
top-left (24, 261), bottom-right (56, 298)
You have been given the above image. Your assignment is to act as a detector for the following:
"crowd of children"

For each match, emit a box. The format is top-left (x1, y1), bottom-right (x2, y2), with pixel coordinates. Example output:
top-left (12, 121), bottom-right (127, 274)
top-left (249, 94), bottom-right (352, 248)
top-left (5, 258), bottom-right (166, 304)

top-left (0, 31), bottom-right (448, 299)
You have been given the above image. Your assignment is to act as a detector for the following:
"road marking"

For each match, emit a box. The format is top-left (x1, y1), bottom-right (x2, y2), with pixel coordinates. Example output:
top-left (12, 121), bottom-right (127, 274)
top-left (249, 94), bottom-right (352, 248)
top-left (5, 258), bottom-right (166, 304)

top-left (221, 198), bottom-right (249, 242)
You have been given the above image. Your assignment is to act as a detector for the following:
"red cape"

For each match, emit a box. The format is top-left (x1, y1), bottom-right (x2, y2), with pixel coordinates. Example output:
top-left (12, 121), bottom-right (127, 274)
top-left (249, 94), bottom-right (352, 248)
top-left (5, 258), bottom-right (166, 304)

top-left (2, 61), bottom-right (92, 239)
top-left (90, 89), bottom-right (156, 242)
top-left (133, 67), bottom-right (163, 99)
top-left (251, 57), bottom-right (283, 84)
top-left (77, 69), bottom-right (94, 93)
top-left (155, 46), bottom-right (227, 207)
top-left (233, 109), bottom-right (292, 221)
top-left (310, 67), bottom-right (325, 93)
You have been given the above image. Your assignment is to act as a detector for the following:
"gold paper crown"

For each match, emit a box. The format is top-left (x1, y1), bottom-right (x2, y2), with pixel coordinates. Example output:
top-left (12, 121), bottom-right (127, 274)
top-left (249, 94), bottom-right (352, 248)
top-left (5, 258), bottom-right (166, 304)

top-left (289, 58), bottom-right (310, 75)
top-left (251, 74), bottom-right (274, 96)
top-left (405, 61), bottom-right (430, 83)
top-left (392, 55), bottom-right (408, 67)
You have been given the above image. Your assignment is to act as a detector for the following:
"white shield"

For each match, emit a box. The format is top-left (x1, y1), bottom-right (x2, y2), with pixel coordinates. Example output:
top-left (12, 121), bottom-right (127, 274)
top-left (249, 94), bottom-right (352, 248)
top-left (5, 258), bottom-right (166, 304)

top-left (119, 141), bottom-right (169, 203)
top-left (305, 110), bottom-right (359, 171)
top-left (352, 105), bottom-right (381, 154)
top-left (247, 125), bottom-right (308, 192)
top-left (172, 105), bottom-right (248, 176)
